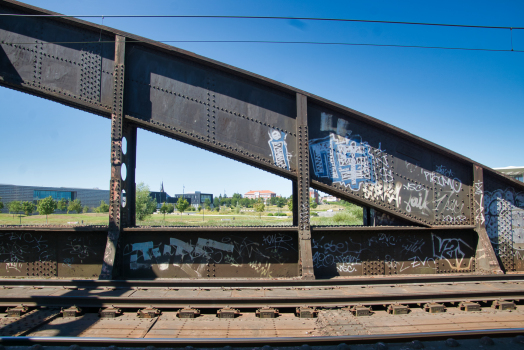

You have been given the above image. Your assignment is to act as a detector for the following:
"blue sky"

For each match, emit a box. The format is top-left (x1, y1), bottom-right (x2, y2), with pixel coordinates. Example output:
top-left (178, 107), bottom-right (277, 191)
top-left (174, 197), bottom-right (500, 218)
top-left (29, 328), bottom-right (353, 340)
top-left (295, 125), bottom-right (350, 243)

top-left (1, 0), bottom-right (523, 198)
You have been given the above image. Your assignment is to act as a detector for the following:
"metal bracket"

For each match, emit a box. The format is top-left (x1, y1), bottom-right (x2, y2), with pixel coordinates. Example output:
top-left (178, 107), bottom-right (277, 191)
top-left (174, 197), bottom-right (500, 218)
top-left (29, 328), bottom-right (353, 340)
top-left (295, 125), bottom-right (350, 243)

top-left (256, 307), bottom-right (279, 318)
top-left (7, 305), bottom-right (28, 317)
top-left (459, 301), bottom-right (481, 312)
top-left (424, 302), bottom-right (446, 313)
top-left (137, 306), bottom-right (161, 318)
top-left (61, 305), bottom-right (82, 318)
top-left (177, 307), bottom-right (200, 319)
top-left (99, 306), bottom-right (122, 318)
top-left (217, 307), bottom-right (240, 318)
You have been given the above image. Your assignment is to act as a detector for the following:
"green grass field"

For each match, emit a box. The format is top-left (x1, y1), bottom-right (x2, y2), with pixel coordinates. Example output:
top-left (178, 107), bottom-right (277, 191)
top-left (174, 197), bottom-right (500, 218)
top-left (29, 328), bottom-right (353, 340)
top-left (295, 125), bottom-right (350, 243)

top-left (0, 203), bottom-right (363, 226)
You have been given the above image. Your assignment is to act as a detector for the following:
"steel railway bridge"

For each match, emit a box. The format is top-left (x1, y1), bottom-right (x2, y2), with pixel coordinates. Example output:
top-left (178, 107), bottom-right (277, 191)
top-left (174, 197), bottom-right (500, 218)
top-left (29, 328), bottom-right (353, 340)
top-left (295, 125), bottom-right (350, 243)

top-left (1, 0), bottom-right (524, 346)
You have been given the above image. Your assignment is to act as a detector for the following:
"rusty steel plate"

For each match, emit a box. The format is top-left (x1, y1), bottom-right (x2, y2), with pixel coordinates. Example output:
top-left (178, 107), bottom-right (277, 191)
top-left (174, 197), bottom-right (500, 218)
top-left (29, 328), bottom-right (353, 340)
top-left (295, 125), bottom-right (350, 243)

top-left (121, 231), bottom-right (299, 279)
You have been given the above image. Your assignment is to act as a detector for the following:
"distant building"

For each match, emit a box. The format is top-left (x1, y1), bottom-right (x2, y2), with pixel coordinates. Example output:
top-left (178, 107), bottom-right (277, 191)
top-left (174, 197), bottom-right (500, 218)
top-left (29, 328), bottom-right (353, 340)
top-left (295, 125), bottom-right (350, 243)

top-left (309, 188), bottom-right (319, 204)
top-left (173, 191), bottom-right (213, 209)
top-left (0, 184), bottom-right (109, 212)
top-left (244, 190), bottom-right (276, 203)
top-left (322, 195), bottom-right (340, 203)
top-left (494, 166), bottom-right (524, 182)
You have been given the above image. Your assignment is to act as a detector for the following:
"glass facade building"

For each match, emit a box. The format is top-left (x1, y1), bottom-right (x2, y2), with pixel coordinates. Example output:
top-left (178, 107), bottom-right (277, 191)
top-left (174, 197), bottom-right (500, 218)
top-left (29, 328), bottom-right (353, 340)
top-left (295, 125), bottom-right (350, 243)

top-left (34, 190), bottom-right (74, 201)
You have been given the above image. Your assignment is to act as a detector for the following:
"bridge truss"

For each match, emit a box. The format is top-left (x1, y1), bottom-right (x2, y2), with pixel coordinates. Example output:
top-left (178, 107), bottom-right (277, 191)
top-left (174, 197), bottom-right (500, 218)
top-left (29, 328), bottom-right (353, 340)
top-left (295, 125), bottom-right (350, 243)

top-left (1, 0), bottom-right (523, 280)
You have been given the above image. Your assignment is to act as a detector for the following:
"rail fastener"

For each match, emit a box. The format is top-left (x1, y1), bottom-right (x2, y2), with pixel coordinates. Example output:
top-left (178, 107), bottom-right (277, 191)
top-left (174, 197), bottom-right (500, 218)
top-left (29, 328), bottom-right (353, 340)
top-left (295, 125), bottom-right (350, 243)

top-left (387, 303), bottom-right (409, 315)
top-left (138, 306), bottom-right (161, 318)
top-left (423, 302), bottom-right (446, 313)
top-left (217, 307), bottom-right (240, 319)
top-left (492, 300), bottom-right (516, 311)
top-left (256, 307), bottom-right (279, 318)
top-left (7, 305), bottom-right (28, 317)
top-left (296, 306), bottom-right (318, 318)
top-left (61, 306), bottom-right (82, 318)
top-left (177, 307), bottom-right (200, 319)
top-left (98, 306), bottom-right (122, 318)
top-left (459, 301), bottom-right (481, 312)
top-left (347, 305), bottom-right (373, 316)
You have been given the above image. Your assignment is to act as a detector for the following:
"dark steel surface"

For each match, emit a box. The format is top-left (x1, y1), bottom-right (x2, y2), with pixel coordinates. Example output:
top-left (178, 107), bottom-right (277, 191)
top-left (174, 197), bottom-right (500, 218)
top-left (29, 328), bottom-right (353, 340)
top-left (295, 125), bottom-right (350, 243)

top-left (121, 230), bottom-right (299, 279)
top-left (1, 280), bottom-right (524, 309)
top-left (0, 230), bottom-right (106, 278)
top-left (311, 229), bottom-right (477, 278)
top-left (484, 170), bottom-right (524, 272)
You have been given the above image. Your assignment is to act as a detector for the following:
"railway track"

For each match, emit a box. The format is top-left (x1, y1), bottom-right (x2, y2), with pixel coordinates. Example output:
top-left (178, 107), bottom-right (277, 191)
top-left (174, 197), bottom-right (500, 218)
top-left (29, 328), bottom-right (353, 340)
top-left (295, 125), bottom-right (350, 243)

top-left (1, 276), bottom-right (524, 343)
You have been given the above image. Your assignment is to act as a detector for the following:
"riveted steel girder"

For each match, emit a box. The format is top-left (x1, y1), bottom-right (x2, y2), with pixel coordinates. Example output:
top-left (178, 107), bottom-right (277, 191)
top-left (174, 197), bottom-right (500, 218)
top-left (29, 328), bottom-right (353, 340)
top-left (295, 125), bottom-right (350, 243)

top-left (1, 0), bottom-right (524, 279)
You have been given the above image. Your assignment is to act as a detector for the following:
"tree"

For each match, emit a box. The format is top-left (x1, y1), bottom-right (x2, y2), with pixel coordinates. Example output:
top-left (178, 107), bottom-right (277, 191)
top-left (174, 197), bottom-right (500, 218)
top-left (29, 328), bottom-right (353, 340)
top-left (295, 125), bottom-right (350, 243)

top-left (276, 197), bottom-right (286, 209)
top-left (310, 197), bottom-right (318, 209)
top-left (68, 199), bottom-right (82, 214)
top-left (37, 196), bottom-right (56, 224)
top-left (270, 197), bottom-right (278, 206)
top-left (95, 200), bottom-right (110, 213)
top-left (57, 198), bottom-right (68, 212)
top-left (176, 197), bottom-right (190, 214)
top-left (234, 202), bottom-right (241, 214)
top-left (288, 195), bottom-right (293, 212)
top-left (231, 193), bottom-right (242, 207)
top-left (254, 199), bottom-right (265, 218)
top-left (204, 198), bottom-right (211, 210)
top-left (8, 201), bottom-right (22, 218)
top-left (198, 205), bottom-right (202, 212)
top-left (83, 205), bottom-right (89, 213)
top-left (136, 182), bottom-right (157, 221)
top-left (22, 201), bottom-right (36, 216)
top-left (160, 202), bottom-right (169, 221)
top-left (213, 197), bottom-right (220, 209)
top-left (0, 197), bottom-right (4, 212)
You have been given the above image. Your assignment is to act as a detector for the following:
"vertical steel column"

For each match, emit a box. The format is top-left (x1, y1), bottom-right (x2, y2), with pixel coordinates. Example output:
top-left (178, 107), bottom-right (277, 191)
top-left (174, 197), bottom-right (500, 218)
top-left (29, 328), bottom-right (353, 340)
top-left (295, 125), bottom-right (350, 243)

top-left (364, 207), bottom-right (374, 226)
top-left (473, 165), bottom-right (503, 274)
top-left (100, 35), bottom-right (126, 280)
top-left (296, 93), bottom-right (314, 279)
top-left (292, 181), bottom-right (298, 226)
top-left (122, 125), bottom-right (137, 227)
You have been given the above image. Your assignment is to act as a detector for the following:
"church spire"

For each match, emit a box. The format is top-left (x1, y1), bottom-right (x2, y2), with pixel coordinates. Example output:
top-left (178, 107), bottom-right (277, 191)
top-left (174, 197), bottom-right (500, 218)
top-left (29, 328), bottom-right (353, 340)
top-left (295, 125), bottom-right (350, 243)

top-left (160, 181), bottom-right (164, 193)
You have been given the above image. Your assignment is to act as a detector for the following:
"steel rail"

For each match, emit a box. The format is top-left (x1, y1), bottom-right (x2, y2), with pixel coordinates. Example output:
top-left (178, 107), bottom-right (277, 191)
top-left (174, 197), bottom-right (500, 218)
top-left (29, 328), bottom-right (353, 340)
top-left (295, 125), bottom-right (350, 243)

top-left (1, 328), bottom-right (524, 346)
top-left (0, 287), bottom-right (523, 309)
top-left (1, 274), bottom-right (523, 289)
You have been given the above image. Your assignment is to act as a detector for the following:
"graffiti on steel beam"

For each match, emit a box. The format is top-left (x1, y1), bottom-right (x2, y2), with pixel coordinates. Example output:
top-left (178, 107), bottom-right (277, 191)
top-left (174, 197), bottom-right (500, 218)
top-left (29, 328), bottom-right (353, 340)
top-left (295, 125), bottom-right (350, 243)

top-left (312, 232), bottom-right (475, 276)
top-left (124, 233), bottom-right (297, 278)
top-left (474, 180), bottom-right (485, 225)
top-left (0, 232), bottom-right (52, 272)
top-left (309, 132), bottom-right (375, 190)
top-left (268, 129), bottom-right (290, 170)
top-left (484, 187), bottom-right (524, 261)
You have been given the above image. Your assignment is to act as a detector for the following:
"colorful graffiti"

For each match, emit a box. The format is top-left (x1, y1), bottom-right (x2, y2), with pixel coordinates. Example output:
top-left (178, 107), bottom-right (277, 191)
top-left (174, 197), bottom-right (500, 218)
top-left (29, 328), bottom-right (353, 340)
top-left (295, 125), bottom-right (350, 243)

top-left (309, 133), bottom-right (375, 190)
top-left (268, 129), bottom-right (290, 170)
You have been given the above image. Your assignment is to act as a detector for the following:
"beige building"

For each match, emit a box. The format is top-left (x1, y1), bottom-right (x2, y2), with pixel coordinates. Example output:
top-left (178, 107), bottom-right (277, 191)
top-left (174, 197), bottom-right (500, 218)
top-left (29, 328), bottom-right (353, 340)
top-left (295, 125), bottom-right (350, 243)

top-left (494, 166), bottom-right (524, 182)
top-left (244, 190), bottom-right (276, 203)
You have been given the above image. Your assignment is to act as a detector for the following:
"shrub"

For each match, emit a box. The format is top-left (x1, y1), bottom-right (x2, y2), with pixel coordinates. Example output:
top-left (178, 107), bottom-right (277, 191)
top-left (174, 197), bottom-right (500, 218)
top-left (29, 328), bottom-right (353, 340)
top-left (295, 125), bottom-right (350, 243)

top-left (333, 211), bottom-right (355, 223)
top-left (267, 213), bottom-right (273, 216)
top-left (310, 212), bottom-right (319, 217)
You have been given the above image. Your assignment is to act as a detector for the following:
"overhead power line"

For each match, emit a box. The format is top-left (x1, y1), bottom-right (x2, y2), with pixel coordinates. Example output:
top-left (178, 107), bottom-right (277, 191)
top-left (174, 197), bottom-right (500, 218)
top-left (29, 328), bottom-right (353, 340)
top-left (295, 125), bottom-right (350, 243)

top-left (2, 39), bottom-right (522, 53)
top-left (1, 13), bottom-right (523, 31)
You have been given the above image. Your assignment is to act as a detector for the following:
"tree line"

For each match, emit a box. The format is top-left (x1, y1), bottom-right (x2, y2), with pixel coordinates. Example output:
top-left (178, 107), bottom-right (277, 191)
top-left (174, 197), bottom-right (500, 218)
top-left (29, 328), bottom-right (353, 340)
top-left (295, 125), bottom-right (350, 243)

top-left (0, 184), bottom-right (300, 224)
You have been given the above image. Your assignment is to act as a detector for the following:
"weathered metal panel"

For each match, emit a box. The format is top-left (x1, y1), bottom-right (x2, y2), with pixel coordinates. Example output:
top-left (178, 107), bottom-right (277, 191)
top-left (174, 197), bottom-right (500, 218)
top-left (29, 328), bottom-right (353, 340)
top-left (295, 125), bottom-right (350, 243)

top-left (484, 171), bottom-right (524, 272)
top-left (307, 102), bottom-right (473, 227)
top-left (0, 230), bottom-right (106, 278)
top-left (311, 230), bottom-right (477, 278)
top-left (121, 230), bottom-right (299, 278)
top-left (0, 3), bottom-right (115, 112)
top-left (124, 43), bottom-right (297, 173)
